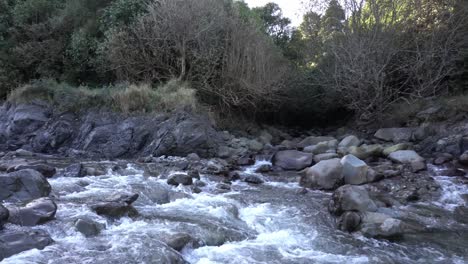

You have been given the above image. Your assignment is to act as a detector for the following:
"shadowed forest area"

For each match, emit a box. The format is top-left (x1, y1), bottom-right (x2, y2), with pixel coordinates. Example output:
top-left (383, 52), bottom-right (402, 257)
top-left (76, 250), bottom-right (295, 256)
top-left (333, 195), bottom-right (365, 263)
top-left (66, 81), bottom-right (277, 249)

top-left (0, 0), bottom-right (467, 126)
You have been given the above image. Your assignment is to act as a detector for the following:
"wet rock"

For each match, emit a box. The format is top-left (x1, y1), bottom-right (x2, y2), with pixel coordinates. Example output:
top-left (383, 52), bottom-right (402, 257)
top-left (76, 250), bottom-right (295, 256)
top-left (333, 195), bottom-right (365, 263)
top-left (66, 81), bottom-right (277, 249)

top-left (374, 127), bottom-right (416, 143)
top-left (314, 153), bottom-right (339, 163)
top-left (192, 186), bottom-right (202, 194)
top-left (434, 153), bottom-right (452, 165)
top-left (7, 198), bottom-right (57, 226)
top-left (389, 150), bottom-right (424, 164)
top-left (459, 151), bottom-right (468, 165)
top-left (383, 143), bottom-right (410, 156)
top-left (338, 211), bottom-right (361, 232)
top-left (338, 135), bottom-right (361, 149)
top-left (348, 144), bottom-right (383, 160)
top-left (167, 173), bottom-right (193, 186)
top-left (298, 136), bottom-right (335, 149)
top-left (194, 180), bottom-right (207, 188)
top-left (75, 218), bottom-right (105, 237)
top-left (59, 163), bottom-right (85, 178)
top-left (14, 149), bottom-right (33, 157)
top-left (8, 164), bottom-right (56, 178)
top-left (280, 140), bottom-right (297, 149)
top-left (0, 204), bottom-right (8, 230)
top-left (360, 212), bottom-right (408, 239)
top-left (453, 206), bottom-right (468, 224)
top-left (273, 150), bottom-right (313, 171)
top-left (244, 175), bottom-right (264, 184)
top-left (255, 164), bottom-right (272, 173)
top-left (0, 229), bottom-right (53, 261)
top-left (188, 170), bottom-right (200, 180)
top-left (216, 183), bottom-right (231, 190)
top-left (341, 154), bottom-right (369, 185)
top-left (300, 158), bottom-right (343, 190)
top-left (329, 185), bottom-right (378, 215)
top-left (304, 140), bottom-right (338, 155)
top-left (436, 168), bottom-right (466, 177)
top-left (259, 130), bottom-right (273, 145)
top-left (0, 169), bottom-right (51, 202)
top-left (91, 202), bottom-right (137, 218)
top-left (163, 233), bottom-right (196, 251)
top-left (106, 192), bottom-right (139, 205)
top-left (411, 161), bottom-right (426, 173)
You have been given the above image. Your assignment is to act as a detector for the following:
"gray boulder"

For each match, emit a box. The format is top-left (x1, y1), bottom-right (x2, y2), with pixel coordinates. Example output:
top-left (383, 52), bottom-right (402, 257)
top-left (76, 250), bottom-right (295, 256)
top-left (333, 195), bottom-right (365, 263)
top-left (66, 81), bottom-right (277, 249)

top-left (459, 151), bottom-right (468, 166)
top-left (162, 233), bottom-right (197, 251)
top-left (8, 164), bottom-right (56, 178)
top-left (0, 169), bottom-right (51, 202)
top-left (303, 140), bottom-right (338, 155)
top-left (273, 150), bottom-right (313, 171)
top-left (360, 212), bottom-right (409, 239)
top-left (347, 144), bottom-right (383, 160)
top-left (300, 158), bottom-right (343, 190)
top-left (329, 185), bottom-right (378, 215)
top-left (338, 211), bottom-right (361, 232)
top-left (341, 154), bottom-right (369, 185)
top-left (5, 104), bottom-right (49, 136)
top-left (75, 218), bottom-right (105, 237)
top-left (338, 135), bottom-right (361, 148)
top-left (0, 229), bottom-right (53, 261)
top-left (91, 202), bottom-right (137, 218)
top-left (374, 127), bottom-right (416, 143)
top-left (388, 150), bottom-right (424, 164)
top-left (7, 198), bottom-right (57, 226)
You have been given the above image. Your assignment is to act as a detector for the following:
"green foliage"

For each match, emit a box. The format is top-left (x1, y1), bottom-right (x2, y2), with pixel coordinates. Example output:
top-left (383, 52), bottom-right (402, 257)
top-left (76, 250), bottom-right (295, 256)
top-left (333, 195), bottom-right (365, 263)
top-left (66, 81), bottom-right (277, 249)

top-left (252, 3), bottom-right (291, 50)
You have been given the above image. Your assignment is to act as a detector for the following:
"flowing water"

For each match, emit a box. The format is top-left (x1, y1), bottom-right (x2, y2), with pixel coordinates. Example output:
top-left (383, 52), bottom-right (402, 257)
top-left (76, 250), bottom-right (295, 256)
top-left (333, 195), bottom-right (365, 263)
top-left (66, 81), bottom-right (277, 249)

top-left (2, 160), bottom-right (468, 264)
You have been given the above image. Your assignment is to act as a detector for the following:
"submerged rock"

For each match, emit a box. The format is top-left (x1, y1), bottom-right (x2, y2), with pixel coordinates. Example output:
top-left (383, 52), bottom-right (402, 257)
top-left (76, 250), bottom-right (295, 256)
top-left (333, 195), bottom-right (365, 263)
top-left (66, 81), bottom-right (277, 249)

top-left (244, 175), bottom-right (264, 184)
top-left (273, 150), bottom-right (313, 171)
top-left (75, 218), bottom-right (105, 237)
top-left (167, 174), bottom-right (193, 186)
top-left (0, 169), bottom-right (51, 202)
top-left (163, 233), bottom-right (197, 251)
top-left (300, 158), bottom-right (343, 190)
top-left (0, 229), bottom-right (53, 261)
top-left (91, 202), bottom-right (138, 218)
top-left (7, 198), bottom-right (57, 226)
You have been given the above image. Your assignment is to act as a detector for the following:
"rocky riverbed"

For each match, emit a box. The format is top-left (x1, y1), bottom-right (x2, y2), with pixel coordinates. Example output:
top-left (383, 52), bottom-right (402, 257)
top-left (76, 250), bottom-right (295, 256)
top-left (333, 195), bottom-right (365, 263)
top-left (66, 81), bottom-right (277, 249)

top-left (0, 102), bottom-right (468, 263)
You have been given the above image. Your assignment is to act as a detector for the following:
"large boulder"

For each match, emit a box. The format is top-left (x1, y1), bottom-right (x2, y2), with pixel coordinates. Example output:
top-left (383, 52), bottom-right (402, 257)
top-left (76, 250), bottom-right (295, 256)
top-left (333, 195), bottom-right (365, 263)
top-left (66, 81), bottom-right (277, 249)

top-left (273, 150), bottom-right (313, 171)
top-left (374, 127), bottom-right (416, 143)
top-left (388, 150), bottom-right (424, 164)
top-left (0, 204), bottom-right (8, 230)
top-left (8, 164), bottom-right (56, 178)
top-left (0, 229), bottom-right (53, 261)
top-left (298, 136), bottom-right (335, 149)
top-left (329, 185), bottom-right (378, 215)
top-left (338, 135), bottom-right (361, 149)
top-left (167, 174), bottom-right (193, 186)
top-left (300, 158), bottom-right (343, 190)
top-left (91, 202), bottom-right (137, 218)
top-left (5, 104), bottom-right (50, 136)
top-left (75, 218), bottom-right (105, 237)
top-left (341, 155), bottom-right (369, 185)
top-left (0, 169), bottom-right (51, 202)
top-left (7, 198), bottom-right (57, 226)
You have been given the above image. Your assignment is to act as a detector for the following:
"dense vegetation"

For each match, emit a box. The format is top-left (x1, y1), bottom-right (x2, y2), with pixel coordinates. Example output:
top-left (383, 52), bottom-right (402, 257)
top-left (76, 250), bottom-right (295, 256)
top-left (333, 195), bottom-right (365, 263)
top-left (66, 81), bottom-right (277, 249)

top-left (0, 0), bottom-right (467, 125)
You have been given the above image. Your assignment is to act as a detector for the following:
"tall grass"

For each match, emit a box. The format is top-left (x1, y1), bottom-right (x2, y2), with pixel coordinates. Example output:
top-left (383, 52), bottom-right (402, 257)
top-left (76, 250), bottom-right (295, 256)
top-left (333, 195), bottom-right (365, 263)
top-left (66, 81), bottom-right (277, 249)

top-left (7, 79), bottom-right (199, 114)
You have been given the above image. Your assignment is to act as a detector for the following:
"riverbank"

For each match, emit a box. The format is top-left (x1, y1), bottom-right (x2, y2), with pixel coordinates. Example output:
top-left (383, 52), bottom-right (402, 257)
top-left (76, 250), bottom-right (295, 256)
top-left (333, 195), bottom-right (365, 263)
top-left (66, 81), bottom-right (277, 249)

top-left (0, 101), bottom-right (467, 263)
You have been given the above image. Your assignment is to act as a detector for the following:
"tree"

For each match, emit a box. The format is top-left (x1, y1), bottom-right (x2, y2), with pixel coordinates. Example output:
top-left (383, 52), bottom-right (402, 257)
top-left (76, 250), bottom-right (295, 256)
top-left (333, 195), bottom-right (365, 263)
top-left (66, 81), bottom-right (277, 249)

top-left (253, 3), bottom-right (292, 51)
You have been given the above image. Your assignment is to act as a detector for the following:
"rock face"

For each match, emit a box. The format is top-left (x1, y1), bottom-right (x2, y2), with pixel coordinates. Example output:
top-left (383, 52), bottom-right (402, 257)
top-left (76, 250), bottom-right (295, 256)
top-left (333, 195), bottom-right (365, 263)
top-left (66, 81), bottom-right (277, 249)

top-left (374, 127), bottom-right (416, 143)
top-left (0, 204), bottom-right (8, 229)
top-left (329, 185), bottom-right (377, 215)
top-left (0, 169), bottom-right (51, 202)
top-left (341, 155), bottom-right (369, 185)
top-left (389, 150), bottom-right (424, 164)
top-left (0, 229), bottom-right (53, 261)
top-left (0, 103), bottom-right (222, 159)
top-left (300, 158), bottom-right (343, 190)
top-left (7, 198), bottom-right (57, 226)
top-left (273, 150), bottom-right (313, 171)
